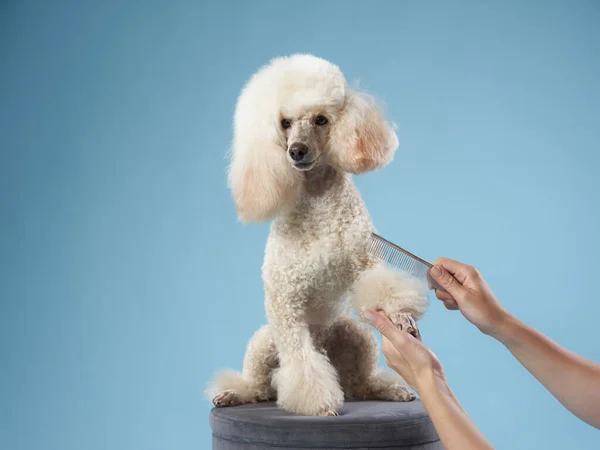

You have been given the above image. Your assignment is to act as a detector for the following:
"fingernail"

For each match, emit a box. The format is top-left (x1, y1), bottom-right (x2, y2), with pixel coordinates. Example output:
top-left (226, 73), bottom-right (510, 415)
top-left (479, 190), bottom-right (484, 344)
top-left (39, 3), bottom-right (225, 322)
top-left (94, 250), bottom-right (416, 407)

top-left (363, 310), bottom-right (376, 322)
top-left (431, 265), bottom-right (443, 278)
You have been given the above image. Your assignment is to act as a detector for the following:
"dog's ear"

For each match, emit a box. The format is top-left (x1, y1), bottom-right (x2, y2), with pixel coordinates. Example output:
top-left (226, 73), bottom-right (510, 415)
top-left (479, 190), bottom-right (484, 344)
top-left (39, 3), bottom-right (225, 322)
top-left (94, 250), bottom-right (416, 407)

top-left (228, 84), bottom-right (301, 223)
top-left (327, 90), bottom-right (398, 174)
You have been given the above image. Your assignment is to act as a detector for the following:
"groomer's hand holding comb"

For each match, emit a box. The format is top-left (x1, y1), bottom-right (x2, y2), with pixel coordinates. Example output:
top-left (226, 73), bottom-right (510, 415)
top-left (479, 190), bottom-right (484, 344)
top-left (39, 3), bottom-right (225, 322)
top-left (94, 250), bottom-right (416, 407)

top-left (430, 257), bottom-right (600, 430)
top-left (430, 258), bottom-right (511, 338)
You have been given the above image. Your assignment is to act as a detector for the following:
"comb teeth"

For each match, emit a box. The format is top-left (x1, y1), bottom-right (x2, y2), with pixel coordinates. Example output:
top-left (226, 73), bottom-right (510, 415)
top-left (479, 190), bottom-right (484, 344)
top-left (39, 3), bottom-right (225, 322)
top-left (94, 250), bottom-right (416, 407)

top-left (367, 233), bottom-right (446, 293)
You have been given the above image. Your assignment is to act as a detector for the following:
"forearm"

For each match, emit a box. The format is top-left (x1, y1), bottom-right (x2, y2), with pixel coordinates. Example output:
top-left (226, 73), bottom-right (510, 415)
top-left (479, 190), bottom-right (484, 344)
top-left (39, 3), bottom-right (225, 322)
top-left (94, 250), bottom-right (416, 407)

top-left (418, 374), bottom-right (494, 450)
top-left (494, 315), bottom-right (600, 429)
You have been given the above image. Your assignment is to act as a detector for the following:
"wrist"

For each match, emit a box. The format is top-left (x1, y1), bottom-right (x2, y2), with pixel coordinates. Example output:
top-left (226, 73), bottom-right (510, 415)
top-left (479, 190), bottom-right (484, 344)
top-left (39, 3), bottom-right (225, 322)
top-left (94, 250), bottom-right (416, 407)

top-left (487, 312), bottom-right (521, 344)
top-left (414, 367), bottom-right (449, 398)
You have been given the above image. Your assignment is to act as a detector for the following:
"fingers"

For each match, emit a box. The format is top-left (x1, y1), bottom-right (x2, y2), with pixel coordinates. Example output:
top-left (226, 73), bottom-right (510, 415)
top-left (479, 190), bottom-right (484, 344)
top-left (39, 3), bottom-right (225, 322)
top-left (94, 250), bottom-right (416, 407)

top-left (443, 300), bottom-right (459, 310)
top-left (430, 261), bottom-right (469, 299)
top-left (435, 289), bottom-right (459, 310)
top-left (433, 257), bottom-right (481, 284)
top-left (363, 310), bottom-right (410, 346)
top-left (413, 324), bottom-right (422, 341)
top-left (435, 289), bottom-right (455, 302)
top-left (382, 336), bottom-right (397, 356)
top-left (382, 336), bottom-right (402, 368)
top-left (363, 309), bottom-right (398, 338)
top-left (433, 257), bottom-right (468, 277)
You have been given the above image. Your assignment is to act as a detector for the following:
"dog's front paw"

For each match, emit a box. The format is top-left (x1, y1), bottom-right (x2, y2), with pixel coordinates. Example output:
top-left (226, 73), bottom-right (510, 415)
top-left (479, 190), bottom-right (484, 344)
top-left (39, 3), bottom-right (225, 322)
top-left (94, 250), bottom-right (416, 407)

top-left (212, 390), bottom-right (243, 407)
top-left (317, 408), bottom-right (339, 417)
top-left (273, 352), bottom-right (343, 416)
top-left (389, 312), bottom-right (421, 340)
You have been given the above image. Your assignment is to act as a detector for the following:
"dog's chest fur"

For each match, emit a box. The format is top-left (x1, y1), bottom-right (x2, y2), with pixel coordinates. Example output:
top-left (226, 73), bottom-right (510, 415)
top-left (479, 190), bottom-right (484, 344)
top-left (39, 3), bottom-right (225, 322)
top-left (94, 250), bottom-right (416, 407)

top-left (263, 171), bottom-right (373, 319)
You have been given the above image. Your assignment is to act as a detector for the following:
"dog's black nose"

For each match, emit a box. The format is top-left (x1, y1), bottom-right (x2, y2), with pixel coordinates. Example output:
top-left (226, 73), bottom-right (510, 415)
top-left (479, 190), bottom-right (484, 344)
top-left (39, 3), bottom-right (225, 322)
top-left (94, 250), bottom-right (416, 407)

top-left (288, 143), bottom-right (308, 162)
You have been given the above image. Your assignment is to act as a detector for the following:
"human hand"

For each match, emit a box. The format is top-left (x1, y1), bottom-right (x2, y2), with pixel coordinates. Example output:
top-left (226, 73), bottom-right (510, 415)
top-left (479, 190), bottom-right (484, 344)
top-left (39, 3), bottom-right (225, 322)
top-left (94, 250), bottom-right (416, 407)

top-left (363, 309), bottom-right (445, 394)
top-left (430, 258), bottom-right (512, 337)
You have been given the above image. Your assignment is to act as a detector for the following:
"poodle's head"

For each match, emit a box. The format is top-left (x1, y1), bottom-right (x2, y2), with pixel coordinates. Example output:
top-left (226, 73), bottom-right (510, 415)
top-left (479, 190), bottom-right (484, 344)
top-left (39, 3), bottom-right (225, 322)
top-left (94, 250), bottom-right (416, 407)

top-left (228, 54), bottom-right (398, 223)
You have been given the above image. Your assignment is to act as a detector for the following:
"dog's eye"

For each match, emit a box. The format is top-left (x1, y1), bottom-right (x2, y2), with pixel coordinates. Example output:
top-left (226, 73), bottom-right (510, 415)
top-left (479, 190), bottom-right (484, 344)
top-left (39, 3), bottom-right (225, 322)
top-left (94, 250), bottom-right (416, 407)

top-left (315, 115), bottom-right (328, 126)
top-left (281, 119), bottom-right (291, 129)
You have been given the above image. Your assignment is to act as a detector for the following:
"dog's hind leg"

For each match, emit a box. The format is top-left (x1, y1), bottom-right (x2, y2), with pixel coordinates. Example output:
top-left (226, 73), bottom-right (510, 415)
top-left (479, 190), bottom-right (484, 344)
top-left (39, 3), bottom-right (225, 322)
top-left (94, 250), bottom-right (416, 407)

top-left (322, 317), bottom-right (415, 402)
top-left (207, 325), bottom-right (278, 407)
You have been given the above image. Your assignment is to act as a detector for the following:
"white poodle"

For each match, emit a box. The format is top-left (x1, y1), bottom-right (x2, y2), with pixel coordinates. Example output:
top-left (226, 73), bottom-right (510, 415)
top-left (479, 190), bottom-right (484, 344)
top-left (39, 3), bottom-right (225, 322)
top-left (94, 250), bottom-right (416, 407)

top-left (208, 54), bottom-right (429, 416)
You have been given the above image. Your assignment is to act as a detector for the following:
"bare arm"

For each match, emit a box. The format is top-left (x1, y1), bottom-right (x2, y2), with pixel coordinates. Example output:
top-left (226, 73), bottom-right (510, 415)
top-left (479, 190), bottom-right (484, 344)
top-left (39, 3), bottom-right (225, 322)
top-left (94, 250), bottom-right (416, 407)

top-left (364, 310), bottom-right (495, 450)
top-left (430, 259), bottom-right (600, 429)
top-left (419, 374), bottom-right (494, 450)
top-left (494, 315), bottom-right (600, 428)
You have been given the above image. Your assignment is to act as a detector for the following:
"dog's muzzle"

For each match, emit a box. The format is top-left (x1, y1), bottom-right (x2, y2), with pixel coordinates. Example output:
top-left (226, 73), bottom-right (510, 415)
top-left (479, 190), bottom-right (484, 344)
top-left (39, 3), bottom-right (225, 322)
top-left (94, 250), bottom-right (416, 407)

top-left (288, 143), bottom-right (316, 171)
top-left (288, 142), bottom-right (308, 162)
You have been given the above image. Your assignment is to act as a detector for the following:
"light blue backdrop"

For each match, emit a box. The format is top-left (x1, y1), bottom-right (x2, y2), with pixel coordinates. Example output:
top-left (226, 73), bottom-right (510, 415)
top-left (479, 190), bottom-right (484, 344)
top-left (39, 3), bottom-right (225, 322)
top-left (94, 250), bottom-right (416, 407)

top-left (1, 1), bottom-right (599, 449)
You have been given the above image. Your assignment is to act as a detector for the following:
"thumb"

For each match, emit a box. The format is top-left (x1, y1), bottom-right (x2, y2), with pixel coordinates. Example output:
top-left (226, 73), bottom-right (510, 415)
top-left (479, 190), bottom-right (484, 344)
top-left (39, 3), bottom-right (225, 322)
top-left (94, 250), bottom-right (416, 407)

top-left (430, 265), bottom-right (467, 299)
top-left (363, 310), bottom-right (406, 346)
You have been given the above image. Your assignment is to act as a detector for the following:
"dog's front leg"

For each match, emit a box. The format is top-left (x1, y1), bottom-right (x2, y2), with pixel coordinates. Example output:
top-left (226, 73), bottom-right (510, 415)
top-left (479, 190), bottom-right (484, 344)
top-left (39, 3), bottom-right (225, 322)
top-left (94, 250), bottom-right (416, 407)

top-left (265, 289), bottom-right (343, 416)
top-left (351, 263), bottom-right (429, 338)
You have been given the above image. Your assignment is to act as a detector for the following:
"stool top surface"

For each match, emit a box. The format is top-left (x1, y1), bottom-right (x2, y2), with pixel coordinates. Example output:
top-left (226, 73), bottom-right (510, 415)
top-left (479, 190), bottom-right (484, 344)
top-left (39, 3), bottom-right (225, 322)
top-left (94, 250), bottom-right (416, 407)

top-left (210, 400), bottom-right (440, 448)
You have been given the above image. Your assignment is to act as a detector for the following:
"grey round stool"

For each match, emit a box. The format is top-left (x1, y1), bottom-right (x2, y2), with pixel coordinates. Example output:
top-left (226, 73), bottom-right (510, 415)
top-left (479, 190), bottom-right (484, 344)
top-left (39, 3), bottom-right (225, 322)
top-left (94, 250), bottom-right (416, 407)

top-left (209, 400), bottom-right (443, 449)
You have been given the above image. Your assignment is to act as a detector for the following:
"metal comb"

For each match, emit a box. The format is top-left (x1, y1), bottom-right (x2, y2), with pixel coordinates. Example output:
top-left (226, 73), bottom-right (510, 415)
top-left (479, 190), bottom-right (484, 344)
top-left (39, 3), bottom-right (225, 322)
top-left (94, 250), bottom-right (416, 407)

top-left (367, 233), bottom-right (446, 293)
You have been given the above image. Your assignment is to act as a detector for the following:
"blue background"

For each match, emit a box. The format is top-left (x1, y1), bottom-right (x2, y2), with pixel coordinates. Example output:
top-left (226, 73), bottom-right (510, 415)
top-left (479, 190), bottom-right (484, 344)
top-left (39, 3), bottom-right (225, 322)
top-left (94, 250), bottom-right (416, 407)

top-left (1, 0), bottom-right (599, 449)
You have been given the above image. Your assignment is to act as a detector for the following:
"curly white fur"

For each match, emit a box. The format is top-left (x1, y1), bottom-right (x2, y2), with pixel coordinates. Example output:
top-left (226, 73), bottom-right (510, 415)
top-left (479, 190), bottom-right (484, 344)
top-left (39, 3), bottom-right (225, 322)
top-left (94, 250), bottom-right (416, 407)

top-left (352, 265), bottom-right (429, 320)
top-left (208, 54), bottom-right (428, 416)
